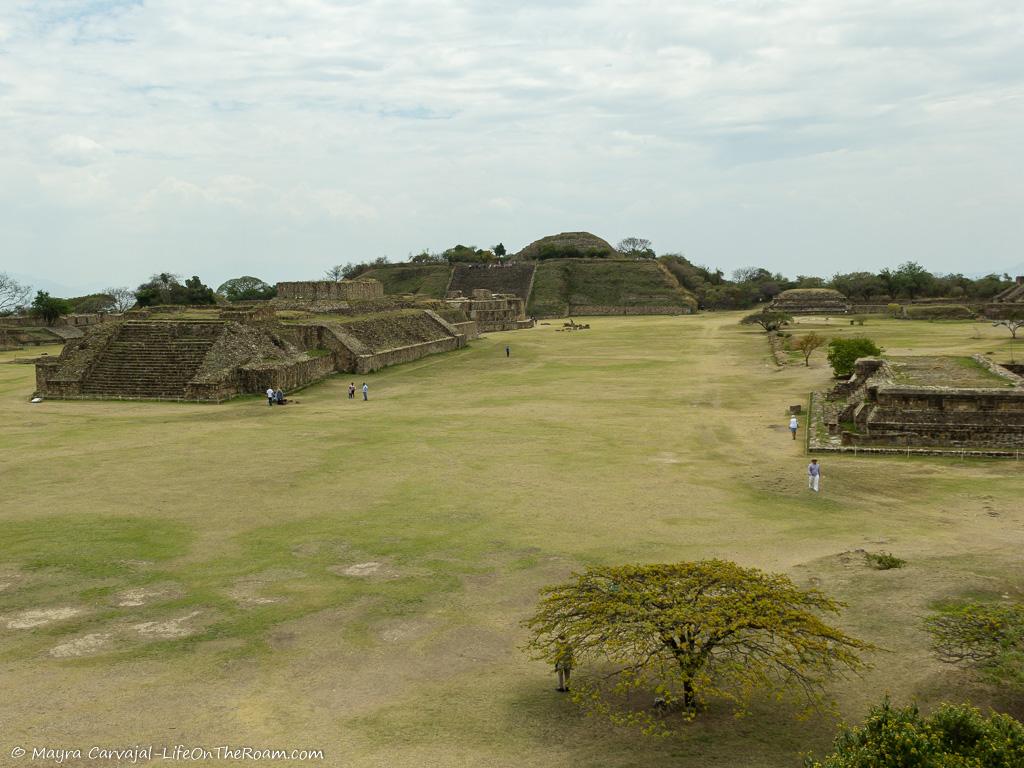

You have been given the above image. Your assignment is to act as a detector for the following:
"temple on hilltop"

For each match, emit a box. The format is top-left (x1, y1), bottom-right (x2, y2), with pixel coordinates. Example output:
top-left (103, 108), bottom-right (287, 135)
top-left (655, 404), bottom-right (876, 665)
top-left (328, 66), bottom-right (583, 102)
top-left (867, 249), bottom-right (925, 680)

top-left (769, 288), bottom-right (851, 315)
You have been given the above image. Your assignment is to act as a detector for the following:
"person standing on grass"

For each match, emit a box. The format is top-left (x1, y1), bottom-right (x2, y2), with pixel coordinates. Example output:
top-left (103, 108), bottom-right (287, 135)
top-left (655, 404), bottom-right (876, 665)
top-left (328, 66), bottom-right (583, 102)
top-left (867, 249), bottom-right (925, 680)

top-left (362, 382), bottom-right (368, 401)
top-left (348, 382), bottom-right (355, 399)
top-left (505, 344), bottom-right (510, 357)
top-left (789, 414), bottom-right (799, 440)
top-left (554, 636), bottom-right (574, 692)
top-left (808, 458), bottom-right (821, 492)
top-left (266, 387), bottom-right (275, 407)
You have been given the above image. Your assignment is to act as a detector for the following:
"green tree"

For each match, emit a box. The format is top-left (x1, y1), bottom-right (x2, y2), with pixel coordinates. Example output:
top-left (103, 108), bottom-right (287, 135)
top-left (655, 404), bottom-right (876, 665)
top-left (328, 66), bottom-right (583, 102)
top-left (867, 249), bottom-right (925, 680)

top-left (827, 337), bottom-right (882, 377)
top-left (806, 699), bottom-right (1024, 767)
top-left (217, 276), bottom-right (276, 302)
top-left (925, 602), bottom-right (1024, 690)
top-left (524, 560), bottom-right (870, 733)
top-left (493, 243), bottom-right (506, 258)
top-left (134, 273), bottom-right (215, 306)
top-left (794, 332), bottom-right (828, 366)
top-left (830, 271), bottom-right (887, 301)
top-left (30, 290), bottom-right (72, 325)
top-left (879, 261), bottom-right (934, 299)
top-left (740, 310), bottom-right (792, 332)
top-left (617, 237), bottom-right (656, 258)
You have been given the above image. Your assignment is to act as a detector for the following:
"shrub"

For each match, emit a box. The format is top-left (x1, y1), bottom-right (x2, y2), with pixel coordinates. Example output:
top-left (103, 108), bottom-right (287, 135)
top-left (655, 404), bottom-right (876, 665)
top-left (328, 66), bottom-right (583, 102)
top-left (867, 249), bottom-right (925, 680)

top-left (806, 699), bottom-right (1024, 767)
top-left (864, 551), bottom-right (906, 570)
top-left (827, 337), bottom-right (883, 377)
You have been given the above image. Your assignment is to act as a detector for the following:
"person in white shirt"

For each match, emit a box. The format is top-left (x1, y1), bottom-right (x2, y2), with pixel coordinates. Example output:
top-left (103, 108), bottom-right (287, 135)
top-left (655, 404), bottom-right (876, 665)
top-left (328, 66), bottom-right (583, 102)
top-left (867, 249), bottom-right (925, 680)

top-left (808, 459), bottom-right (821, 492)
top-left (266, 387), bottom-right (275, 407)
top-left (789, 415), bottom-right (799, 440)
top-left (362, 383), bottom-right (368, 401)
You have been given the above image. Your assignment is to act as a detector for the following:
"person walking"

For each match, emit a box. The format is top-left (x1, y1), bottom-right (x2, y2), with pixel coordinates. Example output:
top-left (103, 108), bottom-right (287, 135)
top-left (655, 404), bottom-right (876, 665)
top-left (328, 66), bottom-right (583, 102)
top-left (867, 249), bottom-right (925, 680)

top-left (554, 636), bottom-right (574, 692)
top-left (362, 382), bottom-right (368, 401)
top-left (808, 459), bottom-right (821, 492)
top-left (505, 344), bottom-right (510, 358)
top-left (348, 382), bottom-right (355, 399)
top-left (789, 414), bottom-right (799, 440)
top-left (266, 387), bottom-right (275, 407)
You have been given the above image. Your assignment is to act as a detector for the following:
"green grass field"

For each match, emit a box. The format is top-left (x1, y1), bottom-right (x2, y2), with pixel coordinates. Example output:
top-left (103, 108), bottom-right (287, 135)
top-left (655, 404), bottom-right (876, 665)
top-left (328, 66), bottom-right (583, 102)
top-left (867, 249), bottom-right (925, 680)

top-left (1, 314), bottom-right (1022, 767)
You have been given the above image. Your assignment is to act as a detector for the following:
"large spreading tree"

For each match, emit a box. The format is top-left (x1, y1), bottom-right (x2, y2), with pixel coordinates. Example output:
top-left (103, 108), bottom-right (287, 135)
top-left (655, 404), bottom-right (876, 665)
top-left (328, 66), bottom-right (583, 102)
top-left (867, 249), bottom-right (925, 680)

top-left (524, 560), bottom-right (871, 734)
top-left (740, 310), bottom-right (792, 332)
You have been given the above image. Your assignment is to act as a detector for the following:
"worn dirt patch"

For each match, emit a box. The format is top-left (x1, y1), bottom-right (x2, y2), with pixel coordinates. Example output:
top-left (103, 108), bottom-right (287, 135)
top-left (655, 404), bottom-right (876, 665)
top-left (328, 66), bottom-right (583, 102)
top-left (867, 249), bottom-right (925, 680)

top-left (115, 585), bottom-right (183, 607)
top-left (132, 611), bottom-right (203, 640)
top-left (50, 632), bottom-right (112, 658)
top-left (331, 561), bottom-right (400, 579)
top-left (226, 572), bottom-right (302, 607)
top-left (4, 607), bottom-right (83, 630)
top-left (651, 451), bottom-right (680, 465)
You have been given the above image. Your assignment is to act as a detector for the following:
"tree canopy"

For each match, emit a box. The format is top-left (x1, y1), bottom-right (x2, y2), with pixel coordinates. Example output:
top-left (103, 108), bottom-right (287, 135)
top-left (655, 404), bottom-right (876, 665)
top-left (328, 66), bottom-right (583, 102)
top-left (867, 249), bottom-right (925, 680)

top-left (134, 273), bottom-right (216, 307)
top-left (827, 337), bottom-right (883, 377)
top-left (0, 272), bottom-right (33, 314)
top-left (740, 310), bottom-right (792, 332)
top-left (617, 237), bottom-right (656, 258)
top-left (217, 276), bottom-right (276, 302)
top-left (30, 290), bottom-right (72, 325)
top-left (524, 560), bottom-right (871, 734)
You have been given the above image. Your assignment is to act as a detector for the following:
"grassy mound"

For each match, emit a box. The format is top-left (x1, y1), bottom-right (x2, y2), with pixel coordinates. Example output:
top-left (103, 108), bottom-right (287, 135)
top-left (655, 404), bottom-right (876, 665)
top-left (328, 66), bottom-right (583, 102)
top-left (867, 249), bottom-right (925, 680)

top-left (514, 231), bottom-right (617, 261)
top-left (358, 265), bottom-right (452, 298)
top-left (527, 259), bottom-right (696, 317)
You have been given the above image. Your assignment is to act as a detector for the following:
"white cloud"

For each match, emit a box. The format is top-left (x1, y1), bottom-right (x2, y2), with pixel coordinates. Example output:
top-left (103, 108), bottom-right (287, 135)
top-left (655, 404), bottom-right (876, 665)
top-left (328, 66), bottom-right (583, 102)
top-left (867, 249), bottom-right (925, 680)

top-left (1, 0), bottom-right (1022, 293)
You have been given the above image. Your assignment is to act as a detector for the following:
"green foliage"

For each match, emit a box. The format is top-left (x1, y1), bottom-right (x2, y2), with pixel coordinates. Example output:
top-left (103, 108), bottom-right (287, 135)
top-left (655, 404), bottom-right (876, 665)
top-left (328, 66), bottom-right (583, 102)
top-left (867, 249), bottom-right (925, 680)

top-left (740, 310), bottom-right (792, 332)
top-left (925, 602), bottom-right (1024, 690)
top-left (358, 264), bottom-right (452, 298)
top-left (523, 560), bottom-right (871, 734)
top-left (617, 237), bottom-right (656, 259)
top-left (827, 337), bottom-right (883, 377)
top-left (67, 292), bottom-right (115, 313)
top-left (864, 551), bottom-right (906, 570)
top-left (830, 272), bottom-right (888, 301)
top-left (30, 290), bottom-right (72, 325)
top-left (535, 243), bottom-right (613, 260)
top-left (493, 242), bottom-right (506, 258)
top-left (880, 261), bottom-right (935, 299)
top-left (806, 698), bottom-right (1024, 767)
top-left (217, 276), bottom-right (276, 302)
top-left (135, 273), bottom-right (216, 306)
top-left (442, 244), bottom-right (494, 263)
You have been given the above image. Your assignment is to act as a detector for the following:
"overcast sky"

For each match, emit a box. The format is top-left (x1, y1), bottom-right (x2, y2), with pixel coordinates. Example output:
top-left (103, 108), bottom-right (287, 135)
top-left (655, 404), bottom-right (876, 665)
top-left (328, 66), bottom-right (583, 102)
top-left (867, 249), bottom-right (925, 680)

top-left (1, 0), bottom-right (1022, 295)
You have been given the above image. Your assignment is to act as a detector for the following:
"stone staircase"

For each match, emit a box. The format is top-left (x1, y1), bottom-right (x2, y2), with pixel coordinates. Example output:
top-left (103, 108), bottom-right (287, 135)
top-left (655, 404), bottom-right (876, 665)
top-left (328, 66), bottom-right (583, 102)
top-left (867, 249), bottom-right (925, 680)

top-left (80, 321), bottom-right (224, 399)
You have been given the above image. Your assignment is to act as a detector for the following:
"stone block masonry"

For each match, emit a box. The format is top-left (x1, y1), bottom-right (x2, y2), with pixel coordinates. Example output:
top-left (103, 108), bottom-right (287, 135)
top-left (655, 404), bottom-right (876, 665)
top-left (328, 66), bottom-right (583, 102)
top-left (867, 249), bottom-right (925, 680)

top-left (276, 279), bottom-right (384, 301)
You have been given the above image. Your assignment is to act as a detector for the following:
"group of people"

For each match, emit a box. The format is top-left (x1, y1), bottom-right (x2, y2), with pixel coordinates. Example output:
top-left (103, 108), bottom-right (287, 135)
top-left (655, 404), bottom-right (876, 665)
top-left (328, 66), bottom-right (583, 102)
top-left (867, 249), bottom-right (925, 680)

top-left (265, 387), bottom-right (287, 406)
top-left (348, 382), bottom-right (369, 401)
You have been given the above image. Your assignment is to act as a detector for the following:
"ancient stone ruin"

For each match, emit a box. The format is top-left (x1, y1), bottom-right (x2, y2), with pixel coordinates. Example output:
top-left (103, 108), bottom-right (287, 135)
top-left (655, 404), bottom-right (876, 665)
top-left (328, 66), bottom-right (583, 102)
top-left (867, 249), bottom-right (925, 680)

top-left (446, 263), bottom-right (536, 303)
top-left (809, 355), bottom-right (1024, 456)
top-left (444, 289), bottom-right (533, 332)
top-left (994, 276), bottom-right (1024, 304)
top-left (35, 298), bottom-right (474, 402)
top-left (770, 288), bottom-right (851, 315)
top-left (275, 279), bottom-right (384, 302)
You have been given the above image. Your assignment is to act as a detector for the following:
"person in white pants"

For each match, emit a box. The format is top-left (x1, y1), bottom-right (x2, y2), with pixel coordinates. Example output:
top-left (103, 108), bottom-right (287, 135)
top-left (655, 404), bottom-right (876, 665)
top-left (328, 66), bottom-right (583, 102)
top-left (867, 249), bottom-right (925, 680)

top-left (807, 459), bottom-right (821, 492)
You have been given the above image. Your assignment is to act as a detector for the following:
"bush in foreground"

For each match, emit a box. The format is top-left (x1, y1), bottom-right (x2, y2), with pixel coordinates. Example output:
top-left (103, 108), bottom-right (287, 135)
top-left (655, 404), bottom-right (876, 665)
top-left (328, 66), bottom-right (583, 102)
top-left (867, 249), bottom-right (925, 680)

top-left (524, 560), bottom-right (871, 735)
top-left (806, 699), bottom-right (1024, 767)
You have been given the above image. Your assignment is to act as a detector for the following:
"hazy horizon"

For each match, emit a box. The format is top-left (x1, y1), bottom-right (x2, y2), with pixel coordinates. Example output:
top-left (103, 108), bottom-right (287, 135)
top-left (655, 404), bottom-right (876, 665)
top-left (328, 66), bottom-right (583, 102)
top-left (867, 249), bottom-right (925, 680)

top-left (2, 1), bottom-right (1023, 296)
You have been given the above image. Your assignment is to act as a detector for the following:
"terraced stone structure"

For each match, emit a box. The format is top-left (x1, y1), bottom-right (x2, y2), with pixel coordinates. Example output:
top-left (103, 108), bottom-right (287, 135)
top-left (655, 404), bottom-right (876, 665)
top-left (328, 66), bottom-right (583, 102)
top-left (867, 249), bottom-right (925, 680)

top-left (445, 290), bottom-right (533, 332)
top-left (35, 300), bottom-right (474, 402)
top-left (994, 276), bottom-right (1024, 304)
top-left (770, 288), bottom-right (851, 315)
top-left (446, 263), bottom-right (536, 303)
top-left (810, 355), bottom-right (1024, 456)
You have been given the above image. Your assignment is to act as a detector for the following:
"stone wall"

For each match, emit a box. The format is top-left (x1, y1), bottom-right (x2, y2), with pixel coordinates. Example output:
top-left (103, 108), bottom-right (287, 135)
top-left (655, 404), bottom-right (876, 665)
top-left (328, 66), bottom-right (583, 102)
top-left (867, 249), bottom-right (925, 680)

top-left (236, 355), bottom-right (337, 394)
top-left (568, 305), bottom-right (689, 316)
top-left (446, 263), bottom-right (537, 302)
top-left (354, 336), bottom-right (462, 374)
top-left (276, 279), bottom-right (384, 302)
